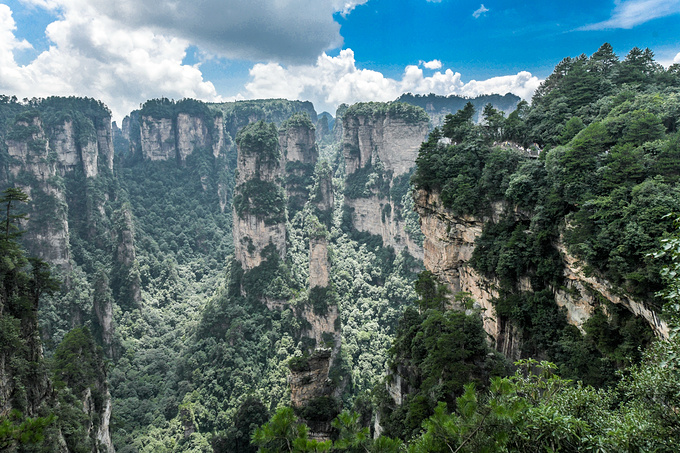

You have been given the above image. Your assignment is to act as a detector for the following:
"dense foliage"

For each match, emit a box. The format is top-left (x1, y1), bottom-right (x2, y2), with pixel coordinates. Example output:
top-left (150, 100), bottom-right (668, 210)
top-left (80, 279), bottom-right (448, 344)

top-left (412, 44), bottom-right (680, 383)
top-left (342, 102), bottom-right (429, 125)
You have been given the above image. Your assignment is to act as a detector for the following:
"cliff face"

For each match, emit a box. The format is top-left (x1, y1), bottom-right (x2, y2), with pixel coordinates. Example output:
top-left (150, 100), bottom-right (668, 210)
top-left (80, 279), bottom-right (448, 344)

top-left (415, 189), bottom-right (521, 357)
top-left (139, 113), bottom-right (225, 162)
top-left (280, 118), bottom-right (318, 215)
top-left (233, 121), bottom-right (286, 271)
top-left (342, 105), bottom-right (429, 257)
top-left (414, 189), bottom-right (669, 359)
top-left (5, 111), bottom-right (114, 269)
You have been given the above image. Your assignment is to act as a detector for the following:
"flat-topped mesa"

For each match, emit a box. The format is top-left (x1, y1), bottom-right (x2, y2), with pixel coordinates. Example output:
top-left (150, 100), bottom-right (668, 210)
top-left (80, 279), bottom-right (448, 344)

top-left (233, 120), bottom-right (287, 271)
top-left (134, 98), bottom-right (225, 162)
top-left (342, 102), bottom-right (429, 256)
top-left (280, 114), bottom-right (318, 215)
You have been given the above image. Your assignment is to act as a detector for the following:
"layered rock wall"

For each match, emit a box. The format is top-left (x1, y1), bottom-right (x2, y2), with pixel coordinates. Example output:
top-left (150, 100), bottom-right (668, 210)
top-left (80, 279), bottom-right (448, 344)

top-left (5, 112), bottom-right (114, 268)
top-left (415, 189), bottom-right (669, 359)
top-left (280, 117), bottom-right (318, 215)
top-left (342, 105), bottom-right (428, 257)
top-left (138, 112), bottom-right (225, 161)
top-left (233, 121), bottom-right (286, 271)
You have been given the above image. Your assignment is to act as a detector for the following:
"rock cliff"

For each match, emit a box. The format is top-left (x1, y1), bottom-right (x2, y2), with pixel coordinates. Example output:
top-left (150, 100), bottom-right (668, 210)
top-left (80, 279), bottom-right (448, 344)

top-left (138, 113), bottom-right (224, 161)
top-left (414, 188), bottom-right (669, 359)
top-left (232, 120), bottom-right (286, 271)
top-left (4, 108), bottom-right (114, 269)
top-left (342, 103), bottom-right (429, 257)
top-left (280, 115), bottom-right (318, 215)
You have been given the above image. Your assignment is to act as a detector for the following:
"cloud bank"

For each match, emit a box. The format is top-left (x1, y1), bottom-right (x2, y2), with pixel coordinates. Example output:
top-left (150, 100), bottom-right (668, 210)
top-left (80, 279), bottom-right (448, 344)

top-left (0, 4), bottom-right (222, 121)
top-left (24, 0), bottom-right (349, 63)
top-left (1, 1), bottom-right (541, 121)
top-left (244, 49), bottom-right (540, 114)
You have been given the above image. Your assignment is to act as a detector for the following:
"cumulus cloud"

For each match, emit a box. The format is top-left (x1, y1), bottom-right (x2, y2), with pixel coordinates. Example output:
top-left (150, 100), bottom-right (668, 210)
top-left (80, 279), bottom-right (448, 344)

top-left (24, 0), bottom-right (350, 64)
top-left (333, 0), bottom-right (370, 16)
top-left (0, 5), bottom-right (222, 121)
top-left (675, 52), bottom-right (680, 63)
top-left (579, 0), bottom-right (680, 30)
top-left (473, 4), bottom-right (489, 18)
top-left (243, 49), bottom-right (541, 114)
top-left (421, 59), bottom-right (442, 70)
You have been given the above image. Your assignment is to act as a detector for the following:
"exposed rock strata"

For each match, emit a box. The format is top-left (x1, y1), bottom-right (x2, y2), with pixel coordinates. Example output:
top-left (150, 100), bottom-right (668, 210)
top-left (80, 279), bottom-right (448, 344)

top-left (415, 189), bottom-right (669, 359)
top-left (555, 241), bottom-right (669, 338)
top-left (5, 112), bottom-right (114, 269)
top-left (342, 106), bottom-right (428, 257)
top-left (280, 118), bottom-right (318, 214)
top-left (233, 121), bottom-right (286, 271)
top-left (415, 189), bottom-right (520, 356)
top-left (289, 349), bottom-right (336, 442)
top-left (139, 112), bottom-right (225, 161)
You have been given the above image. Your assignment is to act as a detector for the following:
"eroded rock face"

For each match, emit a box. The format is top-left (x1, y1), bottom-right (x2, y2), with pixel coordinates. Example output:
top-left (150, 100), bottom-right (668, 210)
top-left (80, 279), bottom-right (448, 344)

top-left (233, 121), bottom-right (286, 271)
top-left (309, 239), bottom-right (330, 289)
top-left (343, 114), bottom-right (428, 177)
top-left (342, 108), bottom-right (428, 257)
top-left (415, 188), bottom-right (669, 361)
top-left (233, 216), bottom-right (287, 271)
top-left (281, 120), bottom-right (318, 215)
top-left (555, 241), bottom-right (669, 338)
top-left (415, 189), bottom-right (521, 357)
top-left (138, 111), bottom-right (226, 162)
top-left (5, 113), bottom-right (114, 270)
top-left (140, 117), bottom-right (175, 161)
top-left (289, 349), bottom-right (336, 442)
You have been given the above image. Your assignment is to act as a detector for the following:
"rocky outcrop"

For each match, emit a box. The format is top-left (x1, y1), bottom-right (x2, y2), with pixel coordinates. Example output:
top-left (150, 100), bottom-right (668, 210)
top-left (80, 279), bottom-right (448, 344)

top-left (414, 189), bottom-right (520, 356)
top-left (342, 107), bottom-right (427, 176)
top-left (233, 121), bottom-right (286, 271)
top-left (280, 115), bottom-right (318, 215)
top-left (140, 117), bottom-right (175, 160)
top-left (138, 111), bottom-right (225, 161)
top-left (415, 188), bottom-right (669, 359)
top-left (342, 103), bottom-right (429, 257)
top-left (309, 238), bottom-right (330, 289)
top-left (5, 110), bottom-right (114, 270)
top-left (555, 241), bottom-right (669, 338)
top-left (289, 349), bottom-right (336, 442)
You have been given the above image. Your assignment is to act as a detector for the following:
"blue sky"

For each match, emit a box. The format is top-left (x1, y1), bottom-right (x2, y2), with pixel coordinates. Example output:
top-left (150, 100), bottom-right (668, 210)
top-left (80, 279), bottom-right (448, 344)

top-left (1, 0), bottom-right (679, 120)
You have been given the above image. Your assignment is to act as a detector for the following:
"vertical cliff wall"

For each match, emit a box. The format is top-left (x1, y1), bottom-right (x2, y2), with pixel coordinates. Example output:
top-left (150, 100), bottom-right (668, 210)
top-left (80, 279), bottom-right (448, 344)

top-left (138, 112), bottom-right (225, 162)
top-left (341, 103), bottom-right (429, 258)
top-left (232, 120), bottom-right (287, 271)
top-left (4, 106), bottom-right (115, 270)
top-left (280, 114), bottom-right (318, 216)
top-left (414, 188), bottom-right (669, 360)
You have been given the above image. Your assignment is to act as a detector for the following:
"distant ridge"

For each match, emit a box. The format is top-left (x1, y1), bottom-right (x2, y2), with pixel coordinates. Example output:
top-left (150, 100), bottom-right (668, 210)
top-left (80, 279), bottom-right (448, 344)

top-left (395, 92), bottom-right (522, 126)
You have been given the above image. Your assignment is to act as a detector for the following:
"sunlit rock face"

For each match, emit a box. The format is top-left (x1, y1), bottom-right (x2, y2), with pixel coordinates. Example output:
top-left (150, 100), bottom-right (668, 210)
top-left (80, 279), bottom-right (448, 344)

top-left (415, 189), bottom-right (669, 360)
top-left (232, 121), bottom-right (286, 272)
top-left (341, 105), bottom-right (429, 258)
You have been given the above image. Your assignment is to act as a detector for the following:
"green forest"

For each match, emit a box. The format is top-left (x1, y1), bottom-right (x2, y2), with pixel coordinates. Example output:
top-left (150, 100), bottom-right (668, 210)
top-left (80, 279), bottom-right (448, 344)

top-left (1, 43), bottom-right (680, 452)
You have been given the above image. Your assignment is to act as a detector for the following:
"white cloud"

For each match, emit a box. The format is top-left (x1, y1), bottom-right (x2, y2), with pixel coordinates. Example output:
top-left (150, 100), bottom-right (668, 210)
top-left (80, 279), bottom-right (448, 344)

top-left (473, 4), bottom-right (489, 18)
top-left (23, 0), bottom-right (352, 64)
top-left (675, 52), bottom-right (680, 63)
top-left (421, 59), bottom-right (442, 70)
top-left (0, 5), bottom-right (222, 121)
top-left (579, 0), bottom-right (680, 30)
top-left (244, 49), bottom-right (541, 114)
top-left (333, 0), bottom-right (370, 16)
